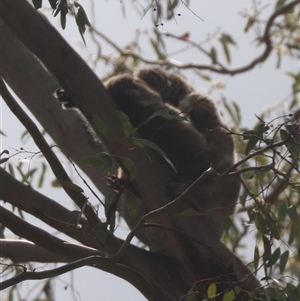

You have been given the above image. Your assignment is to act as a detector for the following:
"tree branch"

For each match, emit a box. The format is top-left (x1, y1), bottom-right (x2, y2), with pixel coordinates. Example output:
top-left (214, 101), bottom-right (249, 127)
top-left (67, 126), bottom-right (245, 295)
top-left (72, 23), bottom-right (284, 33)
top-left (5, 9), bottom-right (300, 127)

top-left (0, 207), bottom-right (177, 300)
top-left (0, 205), bottom-right (104, 260)
top-left (0, 239), bottom-right (72, 263)
top-left (1, 254), bottom-right (179, 301)
top-left (0, 18), bottom-right (111, 197)
top-left (0, 168), bottom-right (189, 299)
top-left (0, 78), bottom-right (102, 227)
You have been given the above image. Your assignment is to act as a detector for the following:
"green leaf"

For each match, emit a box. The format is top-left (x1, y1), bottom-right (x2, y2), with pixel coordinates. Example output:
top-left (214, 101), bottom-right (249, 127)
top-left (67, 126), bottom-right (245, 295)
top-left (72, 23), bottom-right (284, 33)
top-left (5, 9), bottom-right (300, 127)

top-left (200, 74), bottom-right (211, 81)
top-left (245, 136), bottom-right (259, 155)
top-left (280, 129), bottom-right (289, 140)
top-left (58, 180), bottom-right (84, 192)
top-left (286, 124), bottom-right (300, 143)
top-left (279, 250), bottom-right (289, 274)
top-left (286, 283), bottom-right (300, 301)
top-left (82, 155), bottom-right (105, 166)
top-left (120, 157), bottom-right (136, 181)
top-left (254, 246), bottom-right (259, 273)
top-left (210, 46), bottom-right (218, 64)
top-left (74, 2), bottom-right (91, 45)
top-left (232, 101), bottom-right (241, 125)
top-left (244, 16), bottom-right (255, 32)
top-left (287, 205), bottom-right (298, 222)
top-left (0, 129), bottom-right (6, 136)
top-left (123, 191), bottom-right (139, 216)
top-left (257, 124), bottom-right (270, 136)
top-left (254, 114), bottom-right (265, 123)
top-left (222, 287), bottom-right (241, 301)
top-left (75, 2), bottom-right (91, 30)
top-left (53, 0), bottom-right (68, 29)
top-left (223, 100), bottom-right (241, 126)
top-left (92, 115), bottom-right (114, 140)
top-left (221, 33), bottom-right (237, 45)
top-left (275, 0), bottom-right (287, 9)
top-left (256, 214), bottom-right (269, 235)
top-left (33, 0), bottom-right (42, 9)
top-left (135, 138), bottom-right (177, 172)
top-left (150, 37), bottom-right (165, 60)
top-left (49, 0), bottom-right (57, 9)
top-left (132, 139), bottom-right (145, 150)
top-left (207, 283), bottom-right (217, 298)
top-left (242, 130), bottom-right (256, 140)
top-left (116, 110), bottom-right (135, 138)
top-left (280, 127), bottom-right (300, 158)
top-left (182, 289), bottom-right (197, 301)
top-left (82, 152), bottom-right (113, 168)
top-left (288, 222), bottom-right (299, 244)
top-left (38, 162), bottom-right (47, 188)
top-left (219, 33), bottom-right (236, 64)
top-left (176, 208), bottom-right (201, 218)
top-left (277, 202), bottom-right (287, 222)
top-left (262, 235), bottom-right (271, 261)
top-left (8, 163), bottom-right (15, 177)
top-left (147, 108), bottom-right (185, 121)
top-left (266, 247), bottom-right (281, 267)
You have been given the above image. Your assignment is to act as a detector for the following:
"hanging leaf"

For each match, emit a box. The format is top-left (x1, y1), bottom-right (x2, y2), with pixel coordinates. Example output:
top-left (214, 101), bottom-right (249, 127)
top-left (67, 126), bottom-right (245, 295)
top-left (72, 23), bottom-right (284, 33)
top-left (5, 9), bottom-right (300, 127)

top-left (244, 16), bottom-right (255, 32)
top-left (49, 0), bottom-right (58, 9)
top-left (33, 0), bottom-right (42, 9)
top-left (275, 0), bottom-right (287, 9)
top-left (210, 46), bottom-right (218, 64)
top-left (120, 157), bottom-right (137, 181)
top-left (207, 283), bottom-right (217, 298)
top-left (266, 247), bottom-right (281, 267)
top-left (74, 2), bottom-right (91, 45)
top-left (82, 152), bottom-right (113, 169)
top-left (245, 136), bottom-right (259, 155)
top-left (124, 191), bottom-right (139, 216)
top-left (223, 287), bottom-right (241, 301)
top-left (279, 250), bottom-right (289, 274)
top-left (287, 205), bottom-right (298, 222)
top-left (117, 110), bottom-right (135, 138)
top-left (92, 115), bottom-right (114, 140)
top-left (135, 138), bottom-right (177, 172)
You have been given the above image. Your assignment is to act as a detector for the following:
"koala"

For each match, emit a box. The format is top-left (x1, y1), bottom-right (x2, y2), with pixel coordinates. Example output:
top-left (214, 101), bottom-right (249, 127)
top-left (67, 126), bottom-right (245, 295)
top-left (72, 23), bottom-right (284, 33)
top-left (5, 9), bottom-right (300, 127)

top-left (105, 74), bottom-right (210, 178)
top-left (136, 67), bottom-right (235, 171)
top-left (105, 74), bottom-right (216, 253)
top-left (56, 69), bottom-right (239, 248)
top-left (136, 67), bottom-right (240, 237)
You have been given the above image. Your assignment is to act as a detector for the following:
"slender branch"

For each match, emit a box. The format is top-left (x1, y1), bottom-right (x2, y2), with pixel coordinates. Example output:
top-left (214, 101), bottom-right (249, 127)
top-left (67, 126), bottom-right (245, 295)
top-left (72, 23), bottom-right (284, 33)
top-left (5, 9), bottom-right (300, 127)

top-left (0, 78), bottom-right (101, 227)
top-left (0, 256), bottom-right (114, 291)
top-left (0, 254), bottom-right (176, 300)
top-left (0, 167), bottom-right (105, 251)
top-left (0, 167), bottom-right (187, 299)
top-left (0, 205), bottom-right (104, 261)
top-left (1, 239), bottom-right (72, 263)
top-left (0, 207), bottom-right (176, 300)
